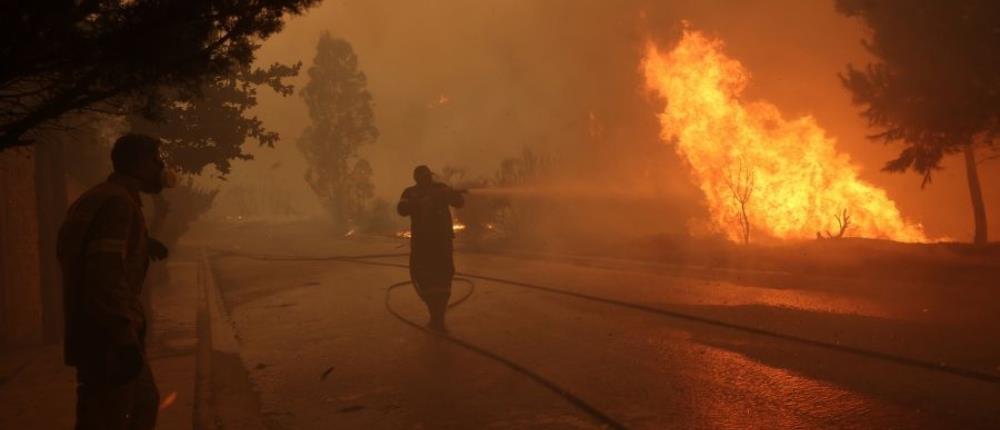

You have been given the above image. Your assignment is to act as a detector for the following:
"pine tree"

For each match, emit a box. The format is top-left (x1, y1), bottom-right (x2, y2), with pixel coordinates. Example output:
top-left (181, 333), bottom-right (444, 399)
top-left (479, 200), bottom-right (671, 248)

top-left (838, 0), bottom-right (1000, 245)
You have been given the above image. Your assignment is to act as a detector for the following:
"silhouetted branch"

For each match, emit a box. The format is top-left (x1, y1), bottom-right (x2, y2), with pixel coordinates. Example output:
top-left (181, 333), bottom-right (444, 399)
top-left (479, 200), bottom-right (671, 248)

top-left (823, 208), bottom-right (852, 239)
top-left (0, 0), bottom-right (321, 150)
top-left (724, 158), bottom-right (755, 245)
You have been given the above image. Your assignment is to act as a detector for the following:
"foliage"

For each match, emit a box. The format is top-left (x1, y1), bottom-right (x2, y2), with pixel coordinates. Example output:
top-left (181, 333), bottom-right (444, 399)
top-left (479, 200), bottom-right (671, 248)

top-left (129, 60), bottom-right (301, 246)
top-left (491, 148), bottom-right (549, 239)
top-left (150, 179), bottom-right (219, 248)
top-left (450, 148), bottom-right (550, 245)
top-left (126, 45), bottom-right (301, 244)
top-left (128, 63), bottom-right (300, 176)
top-left (0, 0), bottom-right (320, 149)
top-left (837, 0), bottom-right (1000, 181)
top-left (440, 166), bottom-right (494, 244)
top-left (36, 113), bottom-right (123, 188)
top-left (494, 148), bottom-right (546, 187)
top-left (298, 33), bottom-right (378, 230)
top-left (363, 198), bottom-right (399, 235)
top-left (838, 0), bottom-right (998, 244)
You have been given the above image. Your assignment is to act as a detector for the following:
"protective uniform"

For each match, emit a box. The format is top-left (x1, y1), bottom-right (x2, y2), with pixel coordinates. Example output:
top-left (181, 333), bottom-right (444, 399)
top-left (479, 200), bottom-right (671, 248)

top-left (57, 172), bottom-right (159, 430)
top-left (397, 181), bottom-right (464, 328)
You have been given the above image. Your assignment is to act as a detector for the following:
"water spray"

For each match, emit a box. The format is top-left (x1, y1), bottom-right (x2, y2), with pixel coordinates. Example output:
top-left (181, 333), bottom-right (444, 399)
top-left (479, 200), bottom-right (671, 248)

top-left (456, 184), bottom-right (675, 201)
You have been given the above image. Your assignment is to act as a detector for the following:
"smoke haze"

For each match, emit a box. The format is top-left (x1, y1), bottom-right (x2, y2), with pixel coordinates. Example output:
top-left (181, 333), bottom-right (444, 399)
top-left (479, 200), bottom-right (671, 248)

top-left (212, 0), bottom-right (998, 241)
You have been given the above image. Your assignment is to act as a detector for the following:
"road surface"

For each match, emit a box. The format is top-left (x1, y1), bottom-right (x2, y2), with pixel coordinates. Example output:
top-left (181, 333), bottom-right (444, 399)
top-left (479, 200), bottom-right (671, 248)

top-left (189, 221), bottom-right (1000, 429)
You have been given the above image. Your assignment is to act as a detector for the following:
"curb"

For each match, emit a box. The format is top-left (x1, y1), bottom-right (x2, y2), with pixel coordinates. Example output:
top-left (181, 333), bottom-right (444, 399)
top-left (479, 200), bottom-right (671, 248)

top-left (194, 249), bottom-right (268, 430)
top-left (201, 249), bottom-right (240, 355)
top-left (193, 249), bottom-right (215, 430)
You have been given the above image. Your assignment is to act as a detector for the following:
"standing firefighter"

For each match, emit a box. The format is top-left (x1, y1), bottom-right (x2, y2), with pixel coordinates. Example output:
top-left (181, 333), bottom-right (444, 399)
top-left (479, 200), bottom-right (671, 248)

top-left (397, 165), bottom-right (465, 332)
top-left (57, 133), bottom-right (173, 430)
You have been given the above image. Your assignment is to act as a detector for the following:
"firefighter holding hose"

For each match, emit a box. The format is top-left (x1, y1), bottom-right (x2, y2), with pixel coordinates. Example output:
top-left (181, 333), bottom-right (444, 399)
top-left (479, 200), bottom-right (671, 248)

top-left (397, 165), bottom-right (465, 332)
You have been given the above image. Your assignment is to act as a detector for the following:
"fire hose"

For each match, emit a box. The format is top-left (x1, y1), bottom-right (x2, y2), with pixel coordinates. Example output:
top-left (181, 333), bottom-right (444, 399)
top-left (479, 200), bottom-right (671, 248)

top-left (212, 249), bottom-right (1000, 428)
top-left (383, 279), bottom-right (627, 430)
top-left (212, 249), bottom-right (629, 429)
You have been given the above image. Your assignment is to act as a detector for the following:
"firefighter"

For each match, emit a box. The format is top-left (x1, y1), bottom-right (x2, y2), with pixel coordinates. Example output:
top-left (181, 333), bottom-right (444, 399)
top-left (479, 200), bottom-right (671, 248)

top-left (57, 133), bottom-right (173, 430)
top-left (397, 165), bottom-right (464, 332)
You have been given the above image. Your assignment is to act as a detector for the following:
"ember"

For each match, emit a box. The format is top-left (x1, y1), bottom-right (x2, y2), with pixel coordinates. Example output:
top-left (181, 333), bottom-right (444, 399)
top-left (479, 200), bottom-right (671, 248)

top-left (396, 222), bottom-right (465, 239)
top-left (158, 391), bottom-right (178, 411)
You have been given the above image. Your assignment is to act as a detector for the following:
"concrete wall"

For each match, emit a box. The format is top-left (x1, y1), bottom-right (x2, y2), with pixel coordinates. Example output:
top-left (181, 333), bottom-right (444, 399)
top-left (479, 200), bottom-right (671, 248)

top-left (0, 147), bottom-right (44, 346)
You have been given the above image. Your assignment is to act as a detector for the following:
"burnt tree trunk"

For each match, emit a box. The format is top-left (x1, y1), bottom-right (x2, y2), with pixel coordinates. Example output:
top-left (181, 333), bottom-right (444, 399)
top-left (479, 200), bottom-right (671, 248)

top-left (963, 144), bottom-right (988, 245)
top-left (739, 203), bottom-right (751, 245)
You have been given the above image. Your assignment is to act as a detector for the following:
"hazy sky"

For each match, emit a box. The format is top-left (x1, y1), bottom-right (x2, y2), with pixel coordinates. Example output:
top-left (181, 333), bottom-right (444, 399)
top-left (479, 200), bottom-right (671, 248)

top-left (216, 0), bottom-right (998, 240)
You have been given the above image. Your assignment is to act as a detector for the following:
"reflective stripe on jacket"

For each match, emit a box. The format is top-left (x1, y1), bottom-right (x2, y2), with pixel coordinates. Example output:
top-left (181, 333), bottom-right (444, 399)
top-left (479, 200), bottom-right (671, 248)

top-left (58, 174), bottom-right (149, 365)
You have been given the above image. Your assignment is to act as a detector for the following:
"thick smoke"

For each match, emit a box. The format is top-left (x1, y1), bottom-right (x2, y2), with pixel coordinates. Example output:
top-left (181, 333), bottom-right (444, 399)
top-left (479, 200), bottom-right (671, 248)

top-left (215, 0), bottom-right (997, 241)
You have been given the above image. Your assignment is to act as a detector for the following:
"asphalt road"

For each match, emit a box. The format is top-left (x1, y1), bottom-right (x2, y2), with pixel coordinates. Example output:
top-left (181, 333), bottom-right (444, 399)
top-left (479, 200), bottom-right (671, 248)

top-left (194, 222), bottom-right (1000, 429)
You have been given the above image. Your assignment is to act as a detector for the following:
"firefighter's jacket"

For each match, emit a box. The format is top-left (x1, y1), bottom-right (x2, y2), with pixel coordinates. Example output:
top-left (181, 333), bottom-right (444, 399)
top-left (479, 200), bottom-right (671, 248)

top-left (397, 182), bottom-right (463, 291)
top-left (58, 173), bottom-right (150, 366)
top-left (397, 182), bottom-right (464, 245)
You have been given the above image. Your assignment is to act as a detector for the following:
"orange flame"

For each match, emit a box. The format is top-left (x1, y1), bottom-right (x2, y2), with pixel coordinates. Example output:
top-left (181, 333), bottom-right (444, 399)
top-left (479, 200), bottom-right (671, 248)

top-left (396, 222), bottom-right (466, 239)
top-left (642, 29), bottom-right (927, 243)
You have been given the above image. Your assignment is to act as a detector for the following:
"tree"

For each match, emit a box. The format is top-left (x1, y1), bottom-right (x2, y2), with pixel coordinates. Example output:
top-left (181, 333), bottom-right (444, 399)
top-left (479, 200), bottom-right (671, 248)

top-left (128, 62), bottom-right (301, 248)
top-left (298, 33), bottom-right (378, 231)
top-left (723, 159), bottom-right (755, 245)
top-left (1, 2), bottom-right (316, 345)
top-left (0, 0), bottom-right (319, 150)
top-left (129, 63), bottom-right (299, 177)
top-left (837, 0), bottom-right (1000, 245)
top-left (819, 209), bottom-right (853, 239)
top-left (491, 148), bottom-right (550, 241)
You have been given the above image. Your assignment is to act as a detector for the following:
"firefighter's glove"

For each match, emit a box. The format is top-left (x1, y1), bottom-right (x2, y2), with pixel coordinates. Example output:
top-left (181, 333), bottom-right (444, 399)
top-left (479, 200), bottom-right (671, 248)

top-left (105, 344), bottom-right (144, 386)
top-left (148, 237), bottom-right (169, 262)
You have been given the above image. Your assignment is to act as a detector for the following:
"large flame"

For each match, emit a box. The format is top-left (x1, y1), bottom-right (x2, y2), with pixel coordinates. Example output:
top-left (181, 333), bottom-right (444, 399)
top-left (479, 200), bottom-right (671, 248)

top-left (642, 29), bottom-right (927, 243)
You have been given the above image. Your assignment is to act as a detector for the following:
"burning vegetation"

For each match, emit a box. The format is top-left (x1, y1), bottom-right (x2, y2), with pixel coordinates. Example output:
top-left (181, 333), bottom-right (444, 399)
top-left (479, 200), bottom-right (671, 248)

top-left (643, 29), bottom-right (928, 244)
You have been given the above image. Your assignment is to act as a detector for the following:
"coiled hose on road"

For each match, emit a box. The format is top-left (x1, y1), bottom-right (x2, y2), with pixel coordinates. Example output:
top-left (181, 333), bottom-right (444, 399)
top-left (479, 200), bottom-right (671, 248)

top-left (213, 249), bottom-right (1000, 428)
top-left (213, 249), bottom-right (628, 429)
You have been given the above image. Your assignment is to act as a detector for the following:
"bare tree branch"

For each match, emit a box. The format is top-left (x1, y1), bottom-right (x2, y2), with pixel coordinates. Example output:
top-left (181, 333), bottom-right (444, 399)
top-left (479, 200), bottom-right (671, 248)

top-left (724, 157), bottom-right (755, 245)
top-left (823, 208), bottom-right (852, 239)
